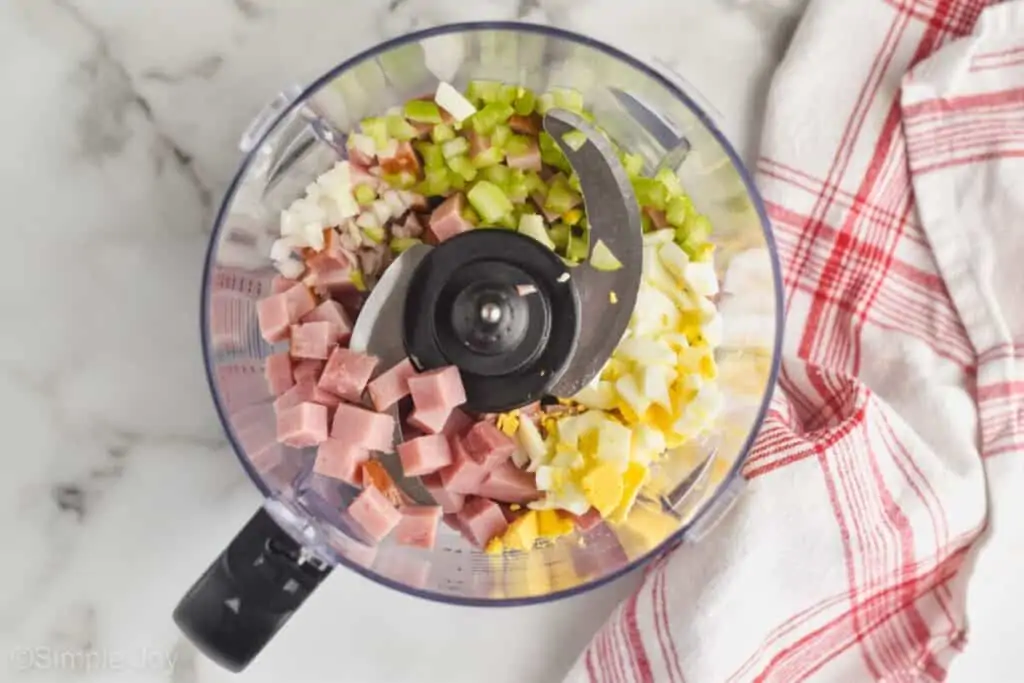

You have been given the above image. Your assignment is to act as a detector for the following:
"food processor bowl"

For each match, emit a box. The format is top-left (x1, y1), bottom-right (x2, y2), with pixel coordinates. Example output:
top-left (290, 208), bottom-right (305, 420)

top-left (177, 22), bottom-right (783, 672)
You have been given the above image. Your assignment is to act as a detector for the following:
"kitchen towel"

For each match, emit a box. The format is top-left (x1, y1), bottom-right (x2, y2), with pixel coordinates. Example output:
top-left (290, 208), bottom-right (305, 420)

top-left (567, 0), bottom-right (1024, 681)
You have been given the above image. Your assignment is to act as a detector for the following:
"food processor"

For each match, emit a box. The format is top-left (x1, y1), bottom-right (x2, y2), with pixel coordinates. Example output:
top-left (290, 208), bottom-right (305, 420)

top-left (175, 22), bottom-right (783, 673)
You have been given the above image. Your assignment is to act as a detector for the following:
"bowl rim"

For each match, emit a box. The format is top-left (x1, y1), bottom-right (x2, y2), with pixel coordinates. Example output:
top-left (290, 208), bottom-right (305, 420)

top-left (200, 20), bottom-right (785, 607)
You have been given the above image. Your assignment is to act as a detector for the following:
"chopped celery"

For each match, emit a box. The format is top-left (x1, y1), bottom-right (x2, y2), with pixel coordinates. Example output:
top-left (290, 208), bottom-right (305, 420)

top-left (496, 213), bottom-right (518, 230)
top-left (404, 100), bottom-right (443, 123)
top-left (386, 115), bottom-right (419, 140)
top-left (537, 92), bottom-right (556, 114)
top-left (491, 124), bottom-right (512, 148)
top-left (640, 211), bottom-right (653, 233)
top-left (461, 205), bottom-right (480, 226)
top-left (539, 132), bottom-right (571, 172)
top-left (514, 89), bottom-right (537, 116)
top-left (415, 141), bottom-right (444, 169)
top-left (431, 123), bottom-right (456, 143)
top-left (498, 84), bottom-right (519, 105)
top-left (561, 130), bottom-right (587, 151)
top-left (567, 172), bottom-right (582, 193)
top-left (666, 195), bottom-right (692, 228)
top-left (362, 225), bottom-right (385, 244)
top-left (519, 214), bottom-right (556, 250)
top-left (441, 137), bottom-right (470, 159)
top-left (447, 155), bottom-right (478, 182)
top-left (390, 237), bottom-right (422, 254)
top-left (468, 180), bottom-right (514, 224)
top-left (467, 80), bottom-right (503, 106)
top-left (689, 242), bottom-right (715, 262)
top-left (551, 87), bottom-right (585, 113)
top-left (354, 184), bottom-right (377, 206)
top-left (381, 172), bottom-right (418, 189)
top-left (621, 152), bottom-right (645, 178)
top-left (631, 177), bottom-right (667, 210)
top-left (506, 169), bottom-right (530, 202)
top-left (360, 117), bottom-right (390, 149)
top-left (482, 165), bottom-right (512, 187)
top-left (567, 227), bottom-right (589, 261)
top-left (549, 223), bottom-right (570, 251)
top-left (449, 171), bottom-right (467, 191)
top-left (544, 175), bottom-right (582, 216)
top-left (590, 239), bottom-right (623, 271)
top-left (351, 269), bottom-right (367, 292)
top-left (685, 213), bottom-right (712, 241)
top-left (471, 146), bottom-right (505, 169)
top-left (655, 168), bottom-right (684, 195)
top-left (471, 102), bottom-right (515, 134)
top-left (523, 171), bottom-right (545, 194)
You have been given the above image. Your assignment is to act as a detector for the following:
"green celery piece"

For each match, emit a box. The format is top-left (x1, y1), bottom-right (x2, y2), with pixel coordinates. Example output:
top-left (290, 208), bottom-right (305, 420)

top-left (390, 237), bottom-right (423, 254)
top-left (386, 115), bottom-right (419, 141)
top-left (631, 177), bottom-right (667, 210)
top-left (640, 211), bottom-right (653, 234)
top-left (544, 175), bottom-right (581, 216)
top-left (537, 92), bottom-right (556, 114)
top-left (415, 141), bottom-right (445, 169)
top-left (381, 172), bottom-right (417, 189)
top-left (506, 169), bottom-right (529, 202)
top-left (621, 152), bottom-right (645, 178)
top-left (505, 135), bottom-right (532, 157)
top-left (422, 166), bottom-right (451, 195)
top-left (549, 222), bottom-right (571, 251)
top-left (498, 84), bottom-right (519, 105)
top-left (684, 213), bottom-right (712, 242)
top-left (518, 213), bottom-right (556, 249)
top-left (566, 226), bottom-right (590, 261)
top-left (431, 123), bottom-right (456, 143)
top-left (514, 89), bottom-right (536, 116)
top-left (449, 170), bottom-right (467, 191)
top-left (468, 180), bottom-right (514, 224)
top-left (482, 165), bottom-right (512, 187)
top-left (362, 225), bottom-right (385, 244)
top-left (655, 167), bottom-right (684, 195)
top-left (471, 146), bottom-right (505, 169)
top-left (448, 155), bottom-right (478, 182)
top-left (688, 242), bottom-right (715, 262)
top-left (461, 205), bottom-right (481, 226)
top-left (441, 137), bottom-right (470, 159)
top-left (467, 80), bottom-right (502, 106)
top-left (539, 131), bottom-right (571, 172)
top-left (404, 100), bottom-right (443, 124)
top-left (561, 130), bottom-right (587, 151)
top-left (471, 102), bottom-right (515, 134)
top-left (496, 213), bottom-right (518, 229)
top-left (491, 124), bottom-right (512, 148)
top-left (666, 195), bottom-right (692, 228)
top-left (354, 184), bottom-right (377, 206)
top-left (360, 116), bottom-right (390, 149)
top-left (551, 87), bottom-right (584, 113)
top-left (523, 171), bottom-right (545, 194)
top-left (567, 172), bottom-right (582, 193)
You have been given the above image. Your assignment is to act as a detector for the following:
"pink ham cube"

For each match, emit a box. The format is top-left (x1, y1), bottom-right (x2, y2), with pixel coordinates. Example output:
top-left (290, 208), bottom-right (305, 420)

top-left (505, 138), bottom-right (542, 171)
top-left (289, 321), bottom-right (335, 360)
top-left (397, 433), bottom-right (453, 477)
top-left (276, 402), bottom-right (328, 448)
top-left (367, 358), bottom-right (417, 411)
top-left (347, 485), bottom-right (401, 543)
top-left (275, 381), bottom-right (341, 412)
top-left (318, 347), bottom-right (379, 401)
top-left (271, 275), bottom-right (298, 294)
top-left (264, 352), bottom-right (294, 396)
top-left (331, 402), bottom-right (395, 452)
top-left (441, 409), bottom-right (474, 439)
top-left (393, 505), bottom-right (443, 549)
top-left (292, 359), bottom-right (325, 384)
top-left (427, 193), bottom-right (473, 243)
top-left (421, 473), bottom-right (465, 514)
top-left (314, 439), bottom-right (370, 486)
top-left (571, 507), bottom-right (603, 532)
top-left (463, 421), bottom-right (517, 471)
top-left (282, 283), bottom-right (317, 321)
top-left (439, 438), bottom-right (487, 495)
top-left (456, 497), bottom-right (509, 549)
top-left (302, 300), bottom-right (353, 346)
top-left (407, 366), bottom-right (466, 433)
top-left (257, 295), bottom-right (290, 343)
top-left (478, 461), bottom-right (540, 503)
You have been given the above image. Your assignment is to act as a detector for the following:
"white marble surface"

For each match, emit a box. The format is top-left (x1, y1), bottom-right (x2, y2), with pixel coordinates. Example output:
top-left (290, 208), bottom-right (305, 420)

top-left (0, 1), bottom-right (804, 681)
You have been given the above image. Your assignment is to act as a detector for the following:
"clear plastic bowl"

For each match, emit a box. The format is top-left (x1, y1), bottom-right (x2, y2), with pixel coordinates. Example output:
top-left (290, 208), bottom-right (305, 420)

top-left (202, 23), bottom-right (782, 608)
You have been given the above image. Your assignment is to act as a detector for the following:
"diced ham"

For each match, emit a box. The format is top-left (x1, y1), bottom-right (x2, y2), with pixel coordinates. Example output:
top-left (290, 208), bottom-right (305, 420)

top-left (397, 433), bottom-right (453, 476)
top-left (407, 409), bottom-right (444, 435)
top-left (347, 485), bottom-right (401, 543)
top-left (408, 366), bottom-right (466, 431)
top-left (468, 130), bottom-right (491, 157)
top-left (336, 220), bottom-right (364, 252)
top-left (367, 358), bottom-right (417, 411)
top-left (463, 421), bottom-right (517, 471)
top-left (571, 507), bottom-right (603, 532)
top-left (302, 300), bottom-right (353, 346)
top-left (292, 359), bottom-right (325, 384)
top-left (421, 473), bottom-right (465, 514)
top-left (506, 139), bottom-right (542, 171)
top-left (530, 191), bottom-right (561, 223)
top-left (643, 206), bottom-right (670, 229)
top-left (402, 192), bottom-right (429, 211)
top-left (282, 283), bottom-right (317, 321)
top-left (289, 321), bottom-right (335, 360)
top-left (508, 114), bottom-right (541, 135)
top-left (478, 461), bottom-right (541, 503)
top-left (271, 276), bottom-right (298, 294)
top-left (379, 140), bottom-right (421, 176)
top-left (318, 347), bottom-right (379, 401)
top-left (441, 409), bottom-right (474, 439)
top-left (456, 497), bottom-right (509, 548)
top-left (360, 459), bottom-right (406, 507)
top-left (391, 212), bottom-right (424, 240)
top-left (357, 242), bottom-right (391, 280)
top-left (330, 402), bottom-right (395, 452)
top-left (393, 505), bottom-right (443, 549)
top-left (276, 402), bottom-right (328, 448)
top-left (439, 438), bottom-right (487, 495)
top-left (410, 121), bottom-right (434, 139)
top-left (350, 163), bottom-right (382, 190)
top-left (427, 193), bottom-right (473, 243)
top-left (256, 295), bottom-right (290, 343)
top-left (264, 352), bottom-right (294, 396)
top-left (274, 380), bottom-right (340, 412)
top-left (314, 439), bottom-right (370, 485)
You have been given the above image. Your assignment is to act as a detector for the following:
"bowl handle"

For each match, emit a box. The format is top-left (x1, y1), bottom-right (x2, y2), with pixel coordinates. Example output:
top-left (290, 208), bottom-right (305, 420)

top-left (172, 507), bottom-right (332, 672)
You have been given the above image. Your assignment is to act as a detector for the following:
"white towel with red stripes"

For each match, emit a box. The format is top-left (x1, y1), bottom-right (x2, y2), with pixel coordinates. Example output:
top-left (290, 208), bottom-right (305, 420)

top-left (566, 1), bottom-right (1024, 681)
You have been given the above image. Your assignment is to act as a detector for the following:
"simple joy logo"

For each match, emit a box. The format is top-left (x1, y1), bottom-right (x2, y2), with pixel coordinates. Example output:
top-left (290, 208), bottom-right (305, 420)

top-left (9, 646), bottom-right (177, 674)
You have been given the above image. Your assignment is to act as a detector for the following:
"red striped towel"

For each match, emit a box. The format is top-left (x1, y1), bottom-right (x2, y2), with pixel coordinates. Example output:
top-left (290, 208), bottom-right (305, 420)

top-left (567, 1), bottom-right (1024, 680)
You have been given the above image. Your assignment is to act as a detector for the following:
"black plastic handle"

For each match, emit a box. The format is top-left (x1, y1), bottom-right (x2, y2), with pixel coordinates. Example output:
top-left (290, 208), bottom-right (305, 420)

top-left (173, 508), bottom-right (332, 672)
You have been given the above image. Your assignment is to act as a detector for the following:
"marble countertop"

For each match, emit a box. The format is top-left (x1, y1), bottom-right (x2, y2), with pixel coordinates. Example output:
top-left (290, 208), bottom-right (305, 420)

top-left (0, 1), bottom-right (804, 681)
